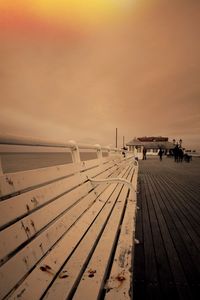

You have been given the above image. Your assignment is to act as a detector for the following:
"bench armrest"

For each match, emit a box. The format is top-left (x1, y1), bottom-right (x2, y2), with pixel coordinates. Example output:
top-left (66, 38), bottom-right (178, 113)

top-left (88, 177), bottom-right (136, 194)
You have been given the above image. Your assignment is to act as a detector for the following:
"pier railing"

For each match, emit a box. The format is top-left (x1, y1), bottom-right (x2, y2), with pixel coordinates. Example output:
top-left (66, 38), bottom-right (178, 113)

top-left (0, 135), bottom-right (131, 174)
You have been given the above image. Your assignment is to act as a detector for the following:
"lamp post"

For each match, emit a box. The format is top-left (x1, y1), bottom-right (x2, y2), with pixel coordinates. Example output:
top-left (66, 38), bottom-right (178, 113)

top-left (123, 136), bottom-right (125, 148)
top-left (115, 128), bottom-right (118, 148)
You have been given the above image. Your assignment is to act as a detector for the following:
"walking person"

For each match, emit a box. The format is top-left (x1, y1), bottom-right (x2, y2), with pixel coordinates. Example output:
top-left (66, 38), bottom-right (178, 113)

top-left (178, 147), bottom-right (184, 162)
top-left (158, 148), bottom-right (163, 161)
top-left (143, 147), bottom-right (147, 160)
top-left (173, 144), bottom-right (179, 162)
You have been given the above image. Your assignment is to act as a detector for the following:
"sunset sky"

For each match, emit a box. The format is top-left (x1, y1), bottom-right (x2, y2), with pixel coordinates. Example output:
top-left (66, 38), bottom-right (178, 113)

top-left (0, 0), bottom-right (200, 149)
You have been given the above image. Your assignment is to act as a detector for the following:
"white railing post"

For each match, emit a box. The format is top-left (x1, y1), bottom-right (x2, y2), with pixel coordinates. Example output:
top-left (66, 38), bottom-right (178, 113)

top-left (68, 140), bottom-right (81, 164)
top-left (107, 146), bottom-right (111, 157)
top-left (94, 144), bottom-right (102, 165)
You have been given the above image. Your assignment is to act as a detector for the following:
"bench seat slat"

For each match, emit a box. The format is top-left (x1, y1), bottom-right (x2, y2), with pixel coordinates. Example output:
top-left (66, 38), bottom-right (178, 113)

top-left (43, 167), bottom-right (132, 300)
top-left (0, 156), bottom-right (120, 198)
top-left (0, 155), bottom-right (126, 199)
top-left (0, 187), bottom-right (97, 300)
top-left (72, 168), bottom-right (134, 300)
top-left (104, 169), bottom-right (138, 299)
top-left (0, 180), bottom-right (93, 261)
top-left (0, 165), bottom-right (131, 299)
top-left (0, 159), bottom-right (122, 229)
top-left (81, 158), bottom-right (128, 179)
top-left (0, 162), bottom-right (128, 261)
top-left (0, 173), bottom-right (86, 230)
top-left (0, 163), bottom-right (77, 198)
top-left (6, 180), bottom-right (128, 300)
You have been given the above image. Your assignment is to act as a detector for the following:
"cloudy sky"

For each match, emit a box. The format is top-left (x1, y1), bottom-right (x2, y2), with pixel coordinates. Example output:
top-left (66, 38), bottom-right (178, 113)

top-left (0, 0), bottom-right (200, 149)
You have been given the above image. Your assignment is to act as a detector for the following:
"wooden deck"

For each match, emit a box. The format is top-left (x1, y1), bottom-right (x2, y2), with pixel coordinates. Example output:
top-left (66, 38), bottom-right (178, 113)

top-left (133, 156), bottom-right (200, 300)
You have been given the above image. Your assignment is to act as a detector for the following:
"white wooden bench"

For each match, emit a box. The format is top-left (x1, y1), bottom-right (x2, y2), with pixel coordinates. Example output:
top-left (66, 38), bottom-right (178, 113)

top-left (0, 137), bottom-right (138, 300)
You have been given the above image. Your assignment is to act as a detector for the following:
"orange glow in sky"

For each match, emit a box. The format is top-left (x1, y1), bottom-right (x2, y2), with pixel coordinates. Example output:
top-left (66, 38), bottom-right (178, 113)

top-left (0, 0), bottom-right (134, 36)
top-left (0, 0), bottom-right (200, 149)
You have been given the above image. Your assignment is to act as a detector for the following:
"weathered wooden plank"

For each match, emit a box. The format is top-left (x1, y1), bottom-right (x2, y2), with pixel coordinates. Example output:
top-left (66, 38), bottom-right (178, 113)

top-left (104, 167), bottom-right (137, 300)
top-left (0, 187), bottom-right (97, 299)
top-left (0, 179), bottom-right (92, 261)
top-left (154, 175), bottom-right (200, 251)
top-left (81, 155), bottom-right (126, 173)
top-left (6, 182), bottom-right (126, 300)
top-left (133, 157), bottom-right (200, 300)
top-left (141, 175), bottom-right (161, 299)
top-left (0, 162), bottom-right (129, 261)
top-left (0, 156), bottom-right (123, 198)
top-left (79, 157), bottom-right (100, 170)
top-left (72, 170), bottom-right (134, 299)
top-left (0, 163), bottom-right (77, 198)
top-left (0, 159), bottom-right (119, 229)
top-left (159, 174), bottom-right (200, 206)
top-left (154, 176), bottom-right (200, 255)
top-left (0, 164), bottom-right (131, 299)
top-left (132, 177), bottom-right (145, 300)
top-left (42, 167), bottom-right (132, 300)
top-left (158, 175), bottom-right (200, 233)
top-left (143, 174), bottom-right (177, 299)
top-left (0, 162), bottom-right (128, 264)
top-left (0, 173), bottom-right (84, 230)
top-left (160, 172), bottom-right (200, 219)
top-left (82, 159), bottom-right (126, 180)
top-left (144, 173), bottom-right (193, 300)
top-left (148, 175), bottom-right (200, 297)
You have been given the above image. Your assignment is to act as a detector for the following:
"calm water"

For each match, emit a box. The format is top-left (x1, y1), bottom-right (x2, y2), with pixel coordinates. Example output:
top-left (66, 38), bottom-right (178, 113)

top-left (1, 151), bottom-right (109, 173)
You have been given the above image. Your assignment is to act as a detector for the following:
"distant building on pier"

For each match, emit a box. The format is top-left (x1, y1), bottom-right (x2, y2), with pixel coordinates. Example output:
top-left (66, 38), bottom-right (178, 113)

top-left (126, 136), bottom-right (174, 159)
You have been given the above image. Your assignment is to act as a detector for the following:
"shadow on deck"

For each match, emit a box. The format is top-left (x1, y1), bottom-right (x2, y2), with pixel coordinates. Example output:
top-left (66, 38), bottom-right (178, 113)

top-left (133, 156), bottom-right (200, 300)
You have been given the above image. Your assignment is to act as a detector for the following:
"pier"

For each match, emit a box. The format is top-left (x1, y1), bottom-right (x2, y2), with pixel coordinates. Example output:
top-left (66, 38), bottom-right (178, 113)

top-left (0, 136), bottom-right (199, 299)
top-left (133, 156), bottom-right (200, 300)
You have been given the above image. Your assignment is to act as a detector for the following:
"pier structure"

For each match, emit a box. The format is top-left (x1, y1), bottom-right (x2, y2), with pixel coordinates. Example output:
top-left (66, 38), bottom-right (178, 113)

top-left (0, 135), bottom-right (199, 299)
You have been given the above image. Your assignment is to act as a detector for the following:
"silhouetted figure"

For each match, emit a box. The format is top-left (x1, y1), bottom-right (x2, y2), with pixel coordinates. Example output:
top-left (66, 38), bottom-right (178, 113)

top-left (173, 145), bottom-right (179, 162)
top-left (122, 146), bottom-right (127, 158)
top-left (178, 148), bottom-right (184, 162)
top-left (158, 148), bottom-right (163, 161)
top-left (143, 147), bottom-right (147, 160)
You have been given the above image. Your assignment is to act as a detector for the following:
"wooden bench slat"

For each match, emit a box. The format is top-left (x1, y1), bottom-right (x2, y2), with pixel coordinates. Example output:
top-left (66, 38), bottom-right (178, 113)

top-left (82, 158), bottom-right (128, 179)
top-left (0, 179), bottom-right (92, 261)
top-left (0, 159), bottom-right (121, 229)
top-left (43, 166), bottom-right (133, 300)
top-left (72, 168), bottom-right (134, 300)
top-left (0, 173), bottom-right (84, 230)
top-left (104, 168), bottom-right (138, 299)
top-left (0, 165), bottom-right (131, 299)
top-left (0, 161), bottom-right (127, 262)
top-left (0, 163), bottom-right (77, 198)
top-left (102, 155), bottom-right (121, 162)
top-left (0, 187), bottom-right (97, 300)
top-left (6, 178), bottom-right (128, 300)
top-left (0, 156), bottom-right (119, 198)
